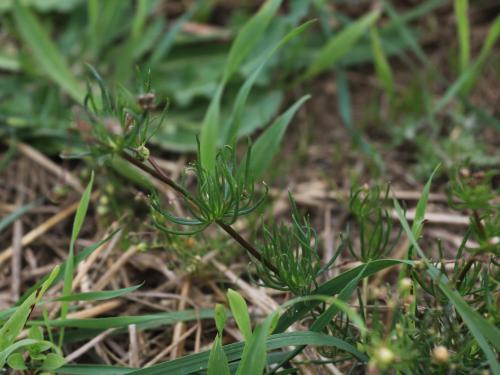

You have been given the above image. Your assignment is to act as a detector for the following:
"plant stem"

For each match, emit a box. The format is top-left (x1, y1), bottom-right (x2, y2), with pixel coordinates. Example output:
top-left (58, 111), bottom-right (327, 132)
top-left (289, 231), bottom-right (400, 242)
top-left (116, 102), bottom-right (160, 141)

top-left (456, 256), bottom-right (477, 289)
top-left (216, 220), bottom-right (279, 274)
top-left (119, 151), bottom-right (279, 275)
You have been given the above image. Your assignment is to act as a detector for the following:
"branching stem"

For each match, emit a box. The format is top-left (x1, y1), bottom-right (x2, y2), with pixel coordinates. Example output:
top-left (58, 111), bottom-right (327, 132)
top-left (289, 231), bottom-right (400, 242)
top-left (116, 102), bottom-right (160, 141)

top-left (119, 151), bottom-right (279, 275)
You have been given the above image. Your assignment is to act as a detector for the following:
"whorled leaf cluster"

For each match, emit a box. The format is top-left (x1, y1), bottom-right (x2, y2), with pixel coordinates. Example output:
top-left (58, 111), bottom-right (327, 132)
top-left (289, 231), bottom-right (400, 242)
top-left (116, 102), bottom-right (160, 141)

top-left (151, 143), bottom-right (267, 235)
top-left (254, 194), bottom-right (321, 295)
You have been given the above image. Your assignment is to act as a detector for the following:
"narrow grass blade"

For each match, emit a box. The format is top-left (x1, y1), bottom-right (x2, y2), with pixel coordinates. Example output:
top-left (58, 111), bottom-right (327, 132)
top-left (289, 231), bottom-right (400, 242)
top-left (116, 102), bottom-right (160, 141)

top-left (304, 10), bottom-right (380, 80)
top-left (275, 259), bottom-right (413, 333)
top-left (336, 69), bottom-right (383, 171)
top-left (409, 165), bottom-right (440, 247)
top-left (269, 264), bottom-right (369, 372)
top-left (56, 364), bottom-right (133, 374)
top-left (148, 3), bottom-right (197, 66)
top-left (382, 0), bottom-right (430, 67)
top-left (222, 0), bottom-right (282, 83)
top-left (462, 15), bottom-right (500, 94)
top-left (52, 283), bottom-right (143, 302)
top-left (370, 27), bottom-right (394, 99)
top-left (394, 199), bottom-right (500, 373)
top-left (17, 230), bottom-right (119, 306)
top-left (454, 0), bottom-right (470, 73)
top-left (32, 309), bottom-right (215, 329)
top-left (435, 16), bottom-right (500, 110)
top-left (60, 173), bottom-right (94, 344)
top-left (312, 264), bottom-right (368, 332)
top-left (248, 95), bottom-right (310, 179)
top-left (0, 200), bottom-right (38, 234)
top-left (12, 1), bottom-right (84, 102)
top-left (282, 296), bottom-right (366, 337)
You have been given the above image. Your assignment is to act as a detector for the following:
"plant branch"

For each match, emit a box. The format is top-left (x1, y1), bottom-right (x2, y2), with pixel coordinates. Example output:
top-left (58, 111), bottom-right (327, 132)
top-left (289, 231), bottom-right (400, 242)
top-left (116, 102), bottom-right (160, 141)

top-left (216, 220), bottom-right (279, 274)
top-left (119, 151), bottom-right (278, 275)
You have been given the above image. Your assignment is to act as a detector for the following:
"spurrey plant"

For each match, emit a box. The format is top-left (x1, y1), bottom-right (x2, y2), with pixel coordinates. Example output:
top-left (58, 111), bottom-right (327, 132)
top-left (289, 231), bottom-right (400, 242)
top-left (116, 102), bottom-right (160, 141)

top-left (68, 69), bottom-right (500, 374)
top-left (1, 0), bottom-right (499, 373)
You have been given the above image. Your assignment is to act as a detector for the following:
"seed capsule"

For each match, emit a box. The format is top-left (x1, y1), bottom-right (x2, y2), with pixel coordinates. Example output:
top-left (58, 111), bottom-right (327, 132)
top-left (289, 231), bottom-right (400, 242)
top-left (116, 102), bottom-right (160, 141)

top-left (432, 345), bottom-right (449, 364)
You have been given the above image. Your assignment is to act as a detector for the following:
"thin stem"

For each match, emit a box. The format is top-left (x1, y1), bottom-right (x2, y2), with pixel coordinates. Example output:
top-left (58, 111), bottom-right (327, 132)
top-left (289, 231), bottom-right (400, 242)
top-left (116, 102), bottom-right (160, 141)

top-left (216, 220), bottom-right (279, 275)
top-left (119, 151), bottom-right (278, 275)
top-left (472, 210), bottom-right (487, 241)
top-left (456, 256), bottom-right (477, 290)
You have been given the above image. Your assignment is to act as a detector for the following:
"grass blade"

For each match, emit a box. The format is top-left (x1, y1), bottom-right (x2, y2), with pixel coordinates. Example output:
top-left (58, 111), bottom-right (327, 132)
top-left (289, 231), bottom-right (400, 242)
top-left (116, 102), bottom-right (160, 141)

top-left (248, 95), bottom-right (310, 179)
top-left (0, 200), bottom-right (38, 234)
top-left (200, 0), bottom-right (282, 172)
top-left (236, 312), bottom-right (279, 375)
top-left (199, 84), bottom-right (223, 173)
top-left (304, 10), bottom-right (380, 80)
top-left (223, 0), bottom-right (282, 83)
top-left (207, 335), bottom-right (230, 375)
top-left (454, 0), bottom-right (470, 73)
top-left (370, 27), bottom-right (394, 99)
top-left (34, 309), bottom-right (215, 329)
top-left (275, 259), bottom-right (413, 333)
top-left (269, 264), bottom-right (369, 372)
top-left (224, 20), bottom-right (314, 145)
top-left (17, 230), bottom-right (119, 306)
top-left (148, 3), bottom-right (197, 66)
top-left (60, 173), bottom-right (94, 344)
top-left (227, 289), bottom-right (252, 341)
top-left (381, 0), bottom-right (430, 68)
top-left (410, 165), bottom-right (440, 252)
top-left (12, 0), bottom-right (84, 102)
top-left (336, 69), bottom-right (383, 171)
top-left (462, 14), bottom-right (500, 94)
top-left (52, 283), bottom-right (144, 302)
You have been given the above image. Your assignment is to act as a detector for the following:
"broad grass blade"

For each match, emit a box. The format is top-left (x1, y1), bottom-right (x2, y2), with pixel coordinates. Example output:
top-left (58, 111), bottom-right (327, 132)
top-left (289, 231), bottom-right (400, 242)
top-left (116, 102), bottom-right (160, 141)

top-left (248, 95), bottom-right (310, 179)
top-left (227, 289), bottom-right (252, 341)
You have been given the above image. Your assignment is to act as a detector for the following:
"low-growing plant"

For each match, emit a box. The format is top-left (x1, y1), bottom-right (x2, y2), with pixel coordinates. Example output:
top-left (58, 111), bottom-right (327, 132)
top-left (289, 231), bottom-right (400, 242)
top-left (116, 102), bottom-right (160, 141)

top-left (1, 1), bottom-right (499, 374)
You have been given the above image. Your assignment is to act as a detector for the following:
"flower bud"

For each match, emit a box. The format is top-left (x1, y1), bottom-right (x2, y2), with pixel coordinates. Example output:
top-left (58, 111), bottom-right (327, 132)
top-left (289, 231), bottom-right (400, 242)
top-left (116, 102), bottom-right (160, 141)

top-left (136, 145), bottom-right (150, 161)
top-left (375, 347), bottom-right (395, 366)
top-left (399, 277), bottom-right (412, 292)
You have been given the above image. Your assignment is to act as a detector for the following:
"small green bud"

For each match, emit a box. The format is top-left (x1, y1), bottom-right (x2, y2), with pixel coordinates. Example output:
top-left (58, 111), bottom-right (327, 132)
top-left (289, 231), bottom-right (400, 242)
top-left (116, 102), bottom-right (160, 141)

top-left (137, 242), bottom-right (148, 252)
top-left (136, 145), bottom-right (150, 161)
